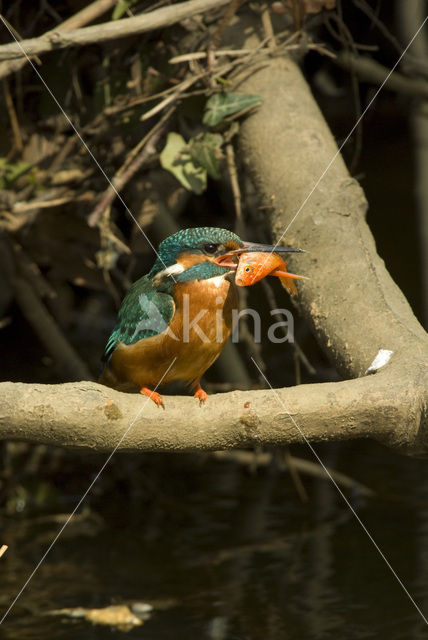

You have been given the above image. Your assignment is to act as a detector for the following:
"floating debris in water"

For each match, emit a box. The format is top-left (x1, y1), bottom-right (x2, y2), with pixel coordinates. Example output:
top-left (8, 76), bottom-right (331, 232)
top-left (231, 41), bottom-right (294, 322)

top-left (49, 603), bottom-right (150, 631)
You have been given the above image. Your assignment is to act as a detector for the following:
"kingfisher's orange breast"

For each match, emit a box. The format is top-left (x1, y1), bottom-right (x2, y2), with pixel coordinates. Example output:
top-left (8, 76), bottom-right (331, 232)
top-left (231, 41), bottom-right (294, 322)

top-left (107, 275), bottom-right (238, 390)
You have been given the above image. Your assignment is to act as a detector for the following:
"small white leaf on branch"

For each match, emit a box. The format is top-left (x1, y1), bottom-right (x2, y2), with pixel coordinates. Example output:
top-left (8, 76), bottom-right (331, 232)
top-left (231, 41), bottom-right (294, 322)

top-left (365, 349), bottom-right (394, 375)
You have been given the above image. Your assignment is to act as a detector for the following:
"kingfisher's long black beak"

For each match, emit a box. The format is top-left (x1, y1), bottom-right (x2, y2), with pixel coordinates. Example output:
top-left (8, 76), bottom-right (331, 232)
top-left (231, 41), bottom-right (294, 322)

top-left (239, 241), bottom-right (305, 254)
top-left (214, 240), bottom-right (305, 268)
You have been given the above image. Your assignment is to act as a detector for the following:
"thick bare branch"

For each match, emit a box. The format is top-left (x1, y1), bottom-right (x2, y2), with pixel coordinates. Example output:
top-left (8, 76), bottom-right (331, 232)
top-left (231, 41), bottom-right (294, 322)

top-left (235, 56), bottom-right (428, 454)
top-left (238, 57), bottom-right (427, 376)
top-left (0, 372), bottom-right (424, 455)
top-left (0, 0), bottom-right (230, 61)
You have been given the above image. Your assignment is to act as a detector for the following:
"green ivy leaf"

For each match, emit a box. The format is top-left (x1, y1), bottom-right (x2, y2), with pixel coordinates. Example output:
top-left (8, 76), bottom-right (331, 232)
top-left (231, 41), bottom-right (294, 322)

top-left (112, 0), bottom-right (138, 20)
top-left (188, 133), bottom-right (223, 180)
top-left (0, 157), bottom-right (32, 189)
top-left (203, 93), bottom-right (263, 127)
top-left (160, 132), bottom-right (206, 194)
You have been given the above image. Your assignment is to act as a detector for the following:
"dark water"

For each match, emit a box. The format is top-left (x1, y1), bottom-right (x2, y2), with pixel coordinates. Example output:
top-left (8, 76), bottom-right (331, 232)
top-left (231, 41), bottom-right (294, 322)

top-left (1, 441), bottom-right (428, 639)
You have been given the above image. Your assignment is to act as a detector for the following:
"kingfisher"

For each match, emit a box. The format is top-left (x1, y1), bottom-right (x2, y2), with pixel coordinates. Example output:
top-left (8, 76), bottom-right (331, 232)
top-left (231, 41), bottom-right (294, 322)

top-left (99, 227), bottom-right (303, 407)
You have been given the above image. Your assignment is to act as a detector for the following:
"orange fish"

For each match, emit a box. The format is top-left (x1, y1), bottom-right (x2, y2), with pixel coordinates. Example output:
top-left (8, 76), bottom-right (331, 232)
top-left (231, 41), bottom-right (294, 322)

top-left (235, 252), bottom-right (307, 295)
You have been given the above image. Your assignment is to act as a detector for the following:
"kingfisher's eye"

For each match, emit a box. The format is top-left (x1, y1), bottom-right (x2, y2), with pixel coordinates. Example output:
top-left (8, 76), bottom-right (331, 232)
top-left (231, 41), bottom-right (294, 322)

top-left (204, 243), bottom-right (218, 254)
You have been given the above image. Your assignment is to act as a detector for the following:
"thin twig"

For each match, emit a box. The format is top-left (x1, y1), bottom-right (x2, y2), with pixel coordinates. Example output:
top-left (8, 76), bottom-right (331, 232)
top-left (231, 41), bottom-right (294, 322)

top-left (0, 15), bottom-right (42, 66)
top-left (169, 49), bottom-right (263, 63)
top-left (261, 3), bottom-right (276, 53)
top-left (0, 0), bottom-right (117, 80)
top-left (225, 143), bottom-right (243, 236)
top-left (293, 344), bottom-right (302, 384)
top-left (2, 78), bottom-right (23, 153)
top-left (210, 0), bottom-right (244, 49)
top-left (12, 243), bottom-right (57, 300)
top-left (260, 278), bottom-right (316, 375)
top-left (105, 54), bottom-right (243, 120)
top-left (139, 50), bottom-right (263, 122)
top-left (0, 0), bottom-right (231, 62)
top-left (211, 450), bottom-right (375, 497)
top-left (59, 0), bottom-right (117, 30)
top-left (225, 140), bottom-right (265, 381)
top-left (88, 106), bottom-right (176, 227)
top-left (140, 76), bottom-right (197, 121)
top-left (0, 239), bottom-right (91, 380)
top-left (352, 0), bottom-right (426, 73)
top-left (283, 448), bottom-right (308, 502)
top-left (12, 192), bottom-right (94, 213)
top-left (13, 277), bottom-right (92, 380)
top-left (108, 31), bottom-right (299, 120)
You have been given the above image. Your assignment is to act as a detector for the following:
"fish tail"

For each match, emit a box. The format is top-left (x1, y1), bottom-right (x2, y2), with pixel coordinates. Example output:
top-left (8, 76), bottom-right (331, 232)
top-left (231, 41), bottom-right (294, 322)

top-left (279, 276), bottom-right (298, 295)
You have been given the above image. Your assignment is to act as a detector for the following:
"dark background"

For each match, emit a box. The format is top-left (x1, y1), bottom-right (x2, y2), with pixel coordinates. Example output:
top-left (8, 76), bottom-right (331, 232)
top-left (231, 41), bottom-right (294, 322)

top-left (0, 1), bottom-right (427, 638)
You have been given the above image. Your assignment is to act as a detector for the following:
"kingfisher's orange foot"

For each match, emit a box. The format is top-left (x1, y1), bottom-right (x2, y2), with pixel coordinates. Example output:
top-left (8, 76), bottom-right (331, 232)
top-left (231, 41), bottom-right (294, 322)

top-left (140, 386), bottom-right (165, 409)
top-left (194, 384), bottom-right (208, 406)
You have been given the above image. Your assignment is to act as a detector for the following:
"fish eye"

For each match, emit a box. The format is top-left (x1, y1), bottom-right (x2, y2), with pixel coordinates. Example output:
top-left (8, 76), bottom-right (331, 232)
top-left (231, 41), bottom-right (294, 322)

top-left (245, 266), bottom-right (250, 272)
top-left (204, 243), bottom-right (218, 254)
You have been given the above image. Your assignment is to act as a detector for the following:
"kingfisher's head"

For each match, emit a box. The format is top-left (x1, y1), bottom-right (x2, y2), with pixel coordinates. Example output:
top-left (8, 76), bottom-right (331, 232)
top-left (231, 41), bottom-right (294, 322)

top-left (149, 227), bottom-right (302, 288)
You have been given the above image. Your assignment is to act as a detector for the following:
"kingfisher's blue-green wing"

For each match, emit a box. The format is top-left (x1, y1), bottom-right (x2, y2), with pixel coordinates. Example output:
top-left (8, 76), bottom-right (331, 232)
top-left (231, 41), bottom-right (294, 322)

top-left (102, 275), bottom-right (175, 364)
